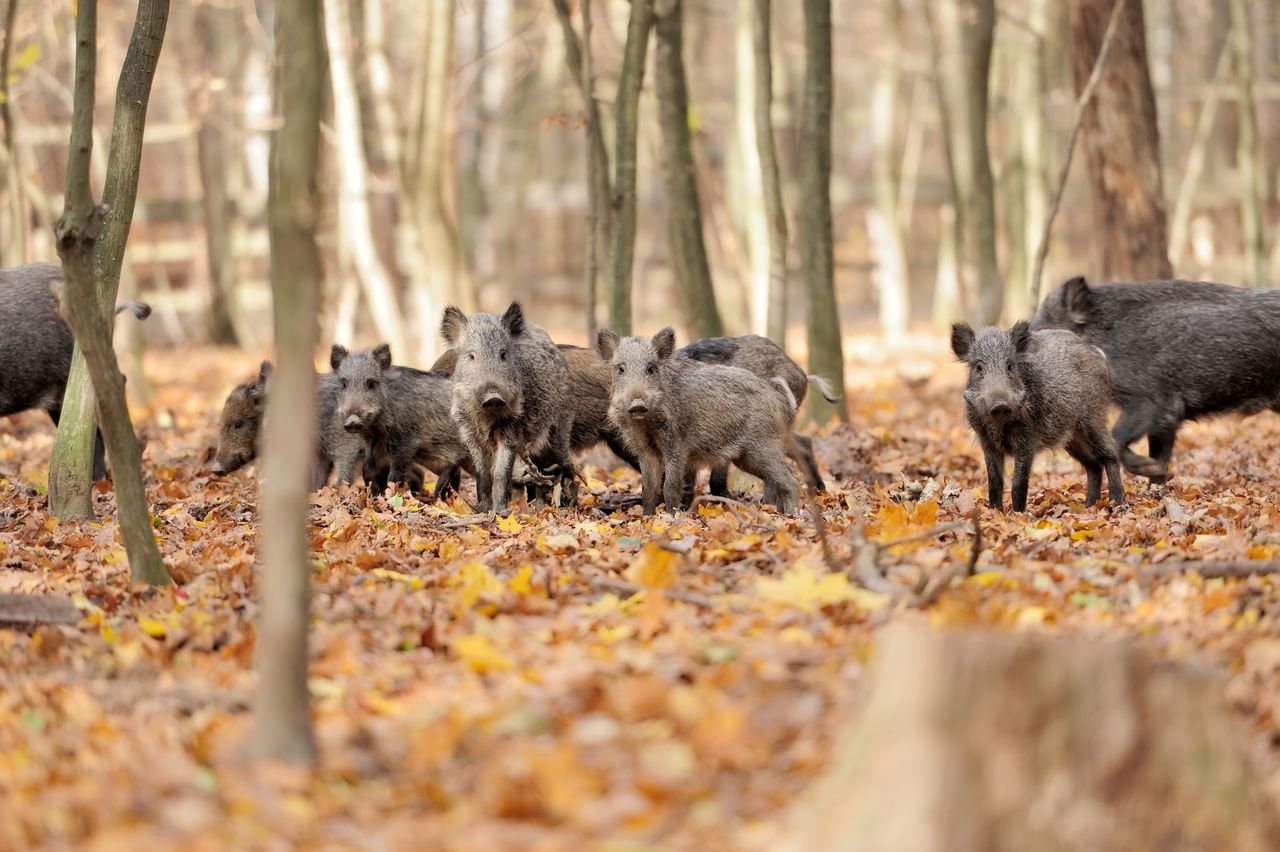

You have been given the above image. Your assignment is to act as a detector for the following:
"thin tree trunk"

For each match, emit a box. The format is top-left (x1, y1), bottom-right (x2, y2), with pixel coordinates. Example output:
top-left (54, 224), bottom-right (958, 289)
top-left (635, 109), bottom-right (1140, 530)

top-left (1229, 0), bottom-right (1266, 287)
top-left (752, 0), bottom-right (787, 346)
top-left (1169, 37), bottom-right (1231, 269)
top-left (250, 0), bottom-right (323, 767)
top-left (406, 0), bottom-right (471, 358)
top-left (1, 0), bottom-right (25, 266)
top-left (195, 0), bottom-right (243, 345)
top-left (323, 0), bottom-right (410, 356)
top-left (654, 0), bottom-right (722, 339)
top-left (870, 0), bottom-right (908, 339)
top-left (606, 0), bottom-right (654, 336)
top-left (932, 203), bottom-right (962, 327)
top-left (1020, 0), bottom-right (1049, 311)
top-left (800, 0), bottom-right (846, 423)
top-left (1069, 0), bottom-right (1172, 281)
top-left (55, 0), bottom-right (168, 587)
top-left (734, 0), bottom-right (769, 338)
top-left (926, 0), bottom-right (1000, 325)
top-left (581, 0), bottom-right (601, 340)
top-left (49, 0), bottom-right (170, 521)
top-left (784, 626), bottom-right (1280, 851)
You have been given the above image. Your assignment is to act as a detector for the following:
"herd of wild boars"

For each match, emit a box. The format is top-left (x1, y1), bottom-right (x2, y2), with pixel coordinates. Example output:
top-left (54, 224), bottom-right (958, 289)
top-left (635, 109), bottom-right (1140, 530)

top-left (0, 260), bottom-right (1274, 516)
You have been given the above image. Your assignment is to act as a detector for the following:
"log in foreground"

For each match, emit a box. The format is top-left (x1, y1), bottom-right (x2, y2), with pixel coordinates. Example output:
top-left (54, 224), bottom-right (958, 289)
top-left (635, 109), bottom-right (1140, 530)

top-left (783, 625), bottom-right (1280, 852)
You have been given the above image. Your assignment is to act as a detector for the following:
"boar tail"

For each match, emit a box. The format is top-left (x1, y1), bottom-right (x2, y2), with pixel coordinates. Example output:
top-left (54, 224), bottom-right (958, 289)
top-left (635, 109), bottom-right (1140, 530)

top-left (806, 374), bottom-right (842, 402)
top-left (113, 300), bottom-right (152, 320)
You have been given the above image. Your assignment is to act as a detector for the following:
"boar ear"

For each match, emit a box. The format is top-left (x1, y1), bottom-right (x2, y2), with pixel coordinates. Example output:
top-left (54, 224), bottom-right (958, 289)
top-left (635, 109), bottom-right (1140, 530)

top-left (441, 306), bottom-right (467, 345)
top-left (949, 323), bottom-right (975, 361)
top-left (1011, 320), bottom-right (1032, 354)
top-left (501, 302), bottom-right (526, 337)
top-left (1063, 276), bottom-right (1090, 324)
top-left (257, 361), bottom-right (274, 383)
top-left (596, 329), bottom-right (619, 361)
top-left (329, 344), bottom-right (348, 371)
top-left (373, 343), bottom-right (392, 370)
top-left (653, 327), bottom-right (676, 360)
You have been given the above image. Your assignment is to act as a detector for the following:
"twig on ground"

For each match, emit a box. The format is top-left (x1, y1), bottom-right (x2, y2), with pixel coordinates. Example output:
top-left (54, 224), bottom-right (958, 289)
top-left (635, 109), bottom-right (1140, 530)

top-left (1142, 561), bottom-right (1280, 580)
top-left (437, 513), bottom-right (495, 530)
top-left (589, 576), bottom-right (718, 609)
top-left (690, 494), bottom-right (751, 528)
top-left (912, 511), bottom-right (983, 608)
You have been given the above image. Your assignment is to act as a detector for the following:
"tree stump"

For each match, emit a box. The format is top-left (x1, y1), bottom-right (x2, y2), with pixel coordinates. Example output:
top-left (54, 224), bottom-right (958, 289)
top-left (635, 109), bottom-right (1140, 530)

top-left (784, 625), bottom-right (1280, 852)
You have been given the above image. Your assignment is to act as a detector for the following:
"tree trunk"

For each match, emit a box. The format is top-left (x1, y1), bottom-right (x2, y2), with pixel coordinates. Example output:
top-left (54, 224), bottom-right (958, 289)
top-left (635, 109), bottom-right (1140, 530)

top-left (1069, 0), bottom-right (1172, 281)
top-left (1169, 37), bottom-right (1232, 269)
top-left (606, 0), bottom-right (654, 336)
top-left (783, 626), bottom-right (1280, 851)
top-left (195, 0), bottom-right (245, 345)
top-left (405, 0), bottom-right (471, 359)
top-left (49, 0), bottom-right (170, 521)
top-left (1019, 0), bottom-right (1049, 312)
top-left (1229, 0), bottom-right (1266, 287)
top-left (1, 0), bottom-right (26, 267)
top-left (870, 0), bottom-right (908, 339)
top-left (751, 0), bottom-right (788, 346)
top-left (799, 0), bottom-right (846, 424)
top-left (734, 0), bottom-right (769, 338)
top-left (249, 0), bottom-right (323, 767)
top-left (654, 0), bottom-right (722, 340)
top-left (55, 0), bottom-right (168, 587)
top-left (323, 0), bottom-right (410, 356)
top-left (925, 0), bottom-right (1001, 325)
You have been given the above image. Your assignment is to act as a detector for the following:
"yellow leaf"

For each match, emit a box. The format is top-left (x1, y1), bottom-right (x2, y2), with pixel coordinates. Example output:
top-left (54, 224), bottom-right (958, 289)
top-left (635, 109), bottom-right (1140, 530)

top-left (43, 516), bottom-right (59, 533)
top-left (450, 562), bottom-right (503, 610)
top-left (1015, 606), bottom-right (1049, 627)
top-left (537, 533), bottom-right (579, 554)
top-left (872, 503), bottom-right (909, 540)
top-left (627, 542), bottom-right (678, 591)
top-left (497, 514), bottom-right (523, 534)
top-left (452, 633), bottom-right (514, 674)
top-left (967, 571), bottom-right (1005, 588)
top-left (439, 540), bottom-right (461, 561)
top-left (1024, 520), bottom-right (1058, 541)
top-left (137, 615), bottom-right (166, 639)
top-left (372, 567), bottom-right (424, 590)
top-left (509, 565), bottom-right (534, 596)
top-left (12, 43), bottom-right (40, 73)
top-left (757, 562), bottom-right (887, 613)
top-left (596, 623), bottom-right (636, 643)
top-left (910, 499), bottom-right (939, 527)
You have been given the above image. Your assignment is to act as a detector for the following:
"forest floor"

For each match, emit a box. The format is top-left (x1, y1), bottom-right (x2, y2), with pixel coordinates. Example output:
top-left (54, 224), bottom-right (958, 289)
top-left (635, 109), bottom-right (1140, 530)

top-left (4, 340), bottom-right (1280, 849)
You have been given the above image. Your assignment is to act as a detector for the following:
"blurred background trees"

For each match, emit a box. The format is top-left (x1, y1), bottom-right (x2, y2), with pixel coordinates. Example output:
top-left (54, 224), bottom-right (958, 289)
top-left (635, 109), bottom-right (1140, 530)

top-left (0, 0), bottom-right (1275, 414)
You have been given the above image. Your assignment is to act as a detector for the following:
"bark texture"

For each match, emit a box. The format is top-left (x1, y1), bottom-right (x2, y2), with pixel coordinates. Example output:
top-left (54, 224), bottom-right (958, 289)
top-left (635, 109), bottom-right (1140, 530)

top-left (249, 0), bottom-right (323, 766)
top-left (654, 0), bottom-right (722, 339)
top-left (799, 0), bottom-right (846, 423)
top-left (752, 0), bottom-right (788, 345)
top-left (1069, 0), bottom-right (1172, 281)
top-left (784, 625), bottom-right (1280, 852)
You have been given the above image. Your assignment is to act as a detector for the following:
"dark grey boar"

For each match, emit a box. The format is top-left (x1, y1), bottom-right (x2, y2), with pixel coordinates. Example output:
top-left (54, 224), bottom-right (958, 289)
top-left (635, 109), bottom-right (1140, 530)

top-left (1032, 275), bottom-right (1280, 482)
top-left (951, 320), bottom-right (1125, 512)
top-left (0, 262), bottom-right (149, 480)
top-left (676, 334), bottom-right (837, 494)
top-left (598, 327), bottom-right (799, 515)
top-left (441, 303), bottom-right (574, 513)
top-left (330, 343), bottom-right (473, 500)
top-left (211, 361), bottom-right (377, 491)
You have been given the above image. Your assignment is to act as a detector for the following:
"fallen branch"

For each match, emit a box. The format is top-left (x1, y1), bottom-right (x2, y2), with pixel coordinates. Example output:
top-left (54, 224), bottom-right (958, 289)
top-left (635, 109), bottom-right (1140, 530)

top-left (0, 593), bottom-right (80, 626)
top-left (690, 494), bottom-right (751, 528)
top-left (590, 576), bottom-right (718, 609)
top-left (1029, 0), bottom-right (1128, 307)
top-left (1142, 560), bottom-right (1280, 580)
top-left (912, 511), bottom-right (983, 608)
top-left (437, 512), bottom-right (495, 530)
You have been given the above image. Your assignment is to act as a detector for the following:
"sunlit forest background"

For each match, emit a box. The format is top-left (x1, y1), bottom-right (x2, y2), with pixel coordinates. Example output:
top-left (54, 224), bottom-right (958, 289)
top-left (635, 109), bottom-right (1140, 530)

top-left (2, 0), bottom-right (1272, 363)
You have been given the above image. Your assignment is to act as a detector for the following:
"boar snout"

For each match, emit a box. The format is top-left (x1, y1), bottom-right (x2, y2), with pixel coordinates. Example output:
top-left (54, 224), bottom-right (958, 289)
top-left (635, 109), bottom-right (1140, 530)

top-left (627, 400), bottom-right (649, 417)
top-left (988, 400), bottom-right (1014, 420)
top-left (481, 392), bottom-right (508, 412)
top-left (343, 414), bottom-right (365, 433)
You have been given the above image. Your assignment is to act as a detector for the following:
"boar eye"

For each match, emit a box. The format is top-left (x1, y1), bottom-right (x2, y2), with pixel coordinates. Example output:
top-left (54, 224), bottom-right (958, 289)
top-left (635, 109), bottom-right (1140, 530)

top-left (616, 364), bottom-right (625, 375)
top-left (468, 352), bottom-right (476, 362)
top-left (973, 362), bottom-right (983, 375)
top-left (645, 362), bottom-right (657, 376)
top-left (499, 349), bottom-right (508, 361)
top-left (1006, 362), bottom-right (1015, 375)
top-left (232, 420), bottom-right (244, 430)
top-left (366, 378), bottom-right (379, 390)
top-left (340, 377), bottom-right (349, 389)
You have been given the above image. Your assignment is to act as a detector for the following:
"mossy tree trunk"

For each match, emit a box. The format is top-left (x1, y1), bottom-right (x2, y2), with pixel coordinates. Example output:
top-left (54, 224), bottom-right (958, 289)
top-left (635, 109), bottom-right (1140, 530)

top-left (49, 0), bottom-right (170, 521)
top-left (54, 0), bottom-right (168, 587)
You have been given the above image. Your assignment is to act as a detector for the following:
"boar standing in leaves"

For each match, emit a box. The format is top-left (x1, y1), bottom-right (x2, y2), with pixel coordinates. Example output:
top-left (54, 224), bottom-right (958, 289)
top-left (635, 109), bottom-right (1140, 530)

top-left (442, 303), bottom-right (574, 513)
top-left (951, 320), bottom-right (1125, 512)
top-left (0, 262), bottom-right (149, 481)
top-left (330, 344), bottom-right (472, 499)
top-left (212, 361), bottom-right (378, 490)
top-left (676, 334), bottom-right (837, 494)
top-left (1033, 275), bottom-right (1280, 483)
top-left (598, 327), bottom-right (800, 515)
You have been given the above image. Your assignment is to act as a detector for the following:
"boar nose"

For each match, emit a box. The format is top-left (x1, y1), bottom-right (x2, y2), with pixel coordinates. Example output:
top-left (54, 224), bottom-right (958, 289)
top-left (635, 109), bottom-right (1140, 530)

top-left (344, 414), bottom-right (363, 433)
top-left (482, 393), bottom-right (507, 412)
top-left (628, 401), bottom-right (649, 416)
top-left (989, 401), bottom-right (1013, 420)
top-left (211, 459), bottom-right (228, 474)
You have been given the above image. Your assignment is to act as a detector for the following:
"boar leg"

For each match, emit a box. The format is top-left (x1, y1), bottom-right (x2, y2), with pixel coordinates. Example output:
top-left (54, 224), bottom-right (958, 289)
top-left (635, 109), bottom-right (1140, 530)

top-left (662, 448), bottom-right (690, 513)
top-left (709, 464), bottom-right (731, 498)
top-left (493, 440), bottom-right (517, 513)
top-left (982, 450), bottom-right (1005, 511)
top-left (1010, 451), bottom-right (1034, 513)
top-left (639, 453), bottom-right (663, 515)
top-left (1112, 405), bottom-right (1170, 480)
top-left (1145, 427), bottom-right (1178, 486)
top-left (1065, 437), bottom-right (1103, 507)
